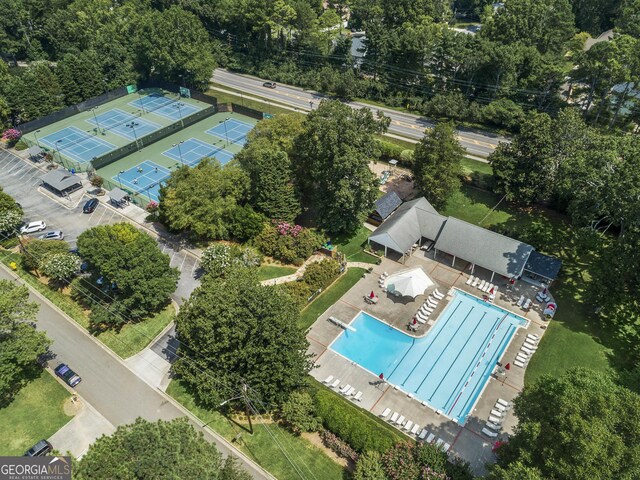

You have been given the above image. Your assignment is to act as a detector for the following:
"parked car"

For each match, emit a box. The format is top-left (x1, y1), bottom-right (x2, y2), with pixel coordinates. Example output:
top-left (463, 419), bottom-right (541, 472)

top-left (83, 198), bottom-right (99, 213)
top-left (20, 220), bottom-right (46, 234)
top-left (24, 439), bottom-right (52, 457)
top-left (38, 230), bottom-right (64, 240)
top-left (262, 81), bottom-right (277, 89)
top-left (54, 363), bottom-right (81, 387)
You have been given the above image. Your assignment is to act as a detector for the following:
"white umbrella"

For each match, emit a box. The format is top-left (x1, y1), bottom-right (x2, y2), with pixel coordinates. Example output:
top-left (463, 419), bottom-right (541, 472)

top-left (384, 267), bottom-right (434, 298)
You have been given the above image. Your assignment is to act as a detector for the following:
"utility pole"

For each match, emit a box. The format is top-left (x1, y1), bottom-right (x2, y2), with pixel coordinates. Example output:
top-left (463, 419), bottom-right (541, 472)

top-left (242, 384), bottom-right (253, 435)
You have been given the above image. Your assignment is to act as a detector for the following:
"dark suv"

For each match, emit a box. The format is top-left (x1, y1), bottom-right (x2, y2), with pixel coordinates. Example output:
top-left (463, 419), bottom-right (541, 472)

top-left (24, 440), bottom-right (52, 456)
top-left (83, 198), bottom-right (99, 213)
top-left (54, 363), bottom-right (82, 387)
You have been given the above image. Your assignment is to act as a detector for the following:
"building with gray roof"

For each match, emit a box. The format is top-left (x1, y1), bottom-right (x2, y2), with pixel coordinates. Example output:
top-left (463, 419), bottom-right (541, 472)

top-left (369, 190), bottom-right (403, 224)
top-left (40, 169), bottom-right (82, 196)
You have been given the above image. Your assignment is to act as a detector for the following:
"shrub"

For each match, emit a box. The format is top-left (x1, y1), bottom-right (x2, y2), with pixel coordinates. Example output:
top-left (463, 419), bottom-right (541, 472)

top-left (279, 391), bottom-right (321, 435)
top-left (226, 204), bottom-right (265, 242)
top-left (481, 98), bottom-right (525, 131)
top-left (253, 222), bottom-right (324, 263)
top-left (353, 451), bottom-right (386, 480)
top-left (91, 176), bottom-right (104, 188)
top-left (200, 244), bottom-right (262, 278)
top-left (321, 430), bottom-right (359, 462)
top-left (302, 259), bottom-right (340, 292)
top-left (146, 201), bottom-right (159, 213)
top-left (312, 385), bottom-right (402, 453)
top-left (40, 252), bottom-right (81, 281)
top-left (377, 139), bottom-right (404, 163)
top-left (2, 128), bottom-right (22, 146)
top-left (22, 239), bottom-right (69, 271)
top-left (382, 443), bottom-right (420, 480)
top-left (280, 280), bottom-right (312, 310)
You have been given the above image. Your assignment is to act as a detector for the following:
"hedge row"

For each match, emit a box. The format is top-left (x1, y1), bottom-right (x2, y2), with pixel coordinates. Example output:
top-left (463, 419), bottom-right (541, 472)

top-left (311, 380), bottom-right (405, 454)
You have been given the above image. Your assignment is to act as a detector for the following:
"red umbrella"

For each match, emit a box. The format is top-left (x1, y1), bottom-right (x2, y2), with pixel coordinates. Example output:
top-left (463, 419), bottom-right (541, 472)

top-left (379, 373), bottom-right (384, 380)
top-left (369, 290), bottom-right (375, 299)
top-left (489, 287), bottom-right (495, 294)
top-left (505, 363), bottom-right (511, 370)
top-left (413, 318), bottom-right (417, 325)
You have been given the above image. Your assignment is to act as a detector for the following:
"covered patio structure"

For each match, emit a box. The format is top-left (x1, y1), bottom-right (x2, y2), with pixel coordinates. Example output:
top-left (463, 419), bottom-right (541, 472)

top-left (109, 187), bottom-right (130, 207)
top-left (40, 169), bottom-right (82, 196)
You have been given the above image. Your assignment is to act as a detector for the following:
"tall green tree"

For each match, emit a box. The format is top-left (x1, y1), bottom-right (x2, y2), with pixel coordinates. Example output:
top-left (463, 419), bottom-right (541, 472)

top-left (55, 50), bottom-right (105, 104)
top-left (0, 280), bottom-right (50, 407)
top-left (76, 223), bottom-right (178, 328)
top-left (158, 159), bottom-right (251, 241)
top-left (174, 267), bottom-right (312, 407)
top-left (412, 121), bottom-right (465, 210)
top-left (0, 187), bottom-right (23, 235)
top-left (6, 61), bottom-right (63, 121)
top-left (293, 100), bottom-right (389, 234)
top-left (616, 0), bottom-right (640, 38)
top-left (496, 368), bottom-right (640, 480)
top-left (75, 418), bottom-right (251, 480)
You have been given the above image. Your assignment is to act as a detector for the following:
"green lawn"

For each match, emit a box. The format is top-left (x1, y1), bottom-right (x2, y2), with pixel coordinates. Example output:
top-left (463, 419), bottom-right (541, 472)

top-left (166, 380), bottom-right (345, 480)
top-left (299, 268), bottom-right (367, 330)
top-left (97, 304), bottom-right (175, 359)
top-left (443, 184), bottom-right (615, 383)
top-left (0, 372), bottom-right (72, 456)
top-left (257, 264), bottom-right (298, 281)
top-left (333, 226), bottom-right (379, 264)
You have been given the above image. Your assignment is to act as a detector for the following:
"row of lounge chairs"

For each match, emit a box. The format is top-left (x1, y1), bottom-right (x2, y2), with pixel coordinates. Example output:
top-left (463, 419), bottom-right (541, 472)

top-left (481, 398), bottom-right (512, 437)
top-left (380, 408), bottom-right (451, 453)
top-left (466, 275), bottom-right (498, 296)
top-left (323, 375), bottom-right (363, 402)
top-left (514, 334), bottom-right (539, 368)
top-left (414, 289), bottom-right (445, 325)
top-left (516, 295), bottom-right (532, 310)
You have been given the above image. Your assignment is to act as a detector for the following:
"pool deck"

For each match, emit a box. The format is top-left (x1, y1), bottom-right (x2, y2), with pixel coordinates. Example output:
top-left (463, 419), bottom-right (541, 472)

top-left (307, 247), bottom-right (552, 475)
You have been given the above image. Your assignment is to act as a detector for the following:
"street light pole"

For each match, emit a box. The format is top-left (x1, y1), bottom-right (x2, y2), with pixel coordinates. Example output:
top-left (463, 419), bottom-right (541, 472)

top-left (173, 141), bottom-right (184, 165)
top-left (55, 139), bottom-right (67, 169)
top-left (91, 107), bottom-right (102, 134)
top-left (33, 129), bottom-right (41, 148)
top-left (136, 90), bottom-right (146, 114)
top-left (127, 122), bottom-right (139, 149)
top-left (176, 102), bottom-right (184, 127)
top-left (117, 171), bottom-right (124, 188)
top-left (222, 117), bottom-right (230, 146)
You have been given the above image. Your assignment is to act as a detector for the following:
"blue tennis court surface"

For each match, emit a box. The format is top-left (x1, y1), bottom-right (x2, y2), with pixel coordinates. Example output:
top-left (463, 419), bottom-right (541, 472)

top-left (162, 138), bottom-right (234, 166)
top-left (331, 289), bottom-right (527, 424)
top-left (39, 126), bottom-right (116, 163)
top-left (206, 119), bottom-right (254, 146)
top-left (87, 109), bottom-right (161, 140)
top-left (129, 93), bottom-right (200, 121)
top-left (113, 160), bottom-right (172, 202)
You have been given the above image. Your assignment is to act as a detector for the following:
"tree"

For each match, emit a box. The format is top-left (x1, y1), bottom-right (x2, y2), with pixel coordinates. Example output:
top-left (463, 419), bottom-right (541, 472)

top-left (75, 418), bottom-right (251, 480)
top-left (496, 368), bottom-right (640, 479)
top-left (0, 187), bottom-right (23, 234)
top-left (412, 121), bottom-right (465, 210)
top-left (570, 0), bottom-right (620, 36)
top-left (486, 461), bottom-right (545, 480)
top-left (76, 223), bottom-right (178, 327)
top-left (293, 100), bottom-right (389, 234)
top-left (40, 252), bottom-right (80, 281)
top-left (617, 0), bottom-right (640, 38)
top-left (353, 451), bottom-right (386, 480)
top-left (5, 61), bottom-right (63, 121)
top-left (22, 239), bottom-right (69, 272)
top-left (200, 244), bottom-right (262, 278)
top-left (158, 159), bottom-right (250, 241)
top-left (279, 391), bottom-right (321, 435)
top-left (173, 267), bottom-right (312, 407)
top-left (55, 50), bottom-right (105, 104)
top-left (0, 280), bottom-right (50, 407)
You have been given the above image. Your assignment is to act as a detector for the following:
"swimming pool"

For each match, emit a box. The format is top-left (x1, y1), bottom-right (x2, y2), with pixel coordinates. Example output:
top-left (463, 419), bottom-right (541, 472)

top-left (330, 289), bottom-right (527, 424)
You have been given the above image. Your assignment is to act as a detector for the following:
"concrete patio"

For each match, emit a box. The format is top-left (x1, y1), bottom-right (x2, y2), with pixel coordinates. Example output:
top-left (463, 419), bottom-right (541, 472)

top-left (307, 247), bottom-right (553, 476)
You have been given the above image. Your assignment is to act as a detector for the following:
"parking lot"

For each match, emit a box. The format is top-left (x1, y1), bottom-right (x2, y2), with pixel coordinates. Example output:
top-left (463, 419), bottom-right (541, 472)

top-left (0, 149), bottom-right (200, 303)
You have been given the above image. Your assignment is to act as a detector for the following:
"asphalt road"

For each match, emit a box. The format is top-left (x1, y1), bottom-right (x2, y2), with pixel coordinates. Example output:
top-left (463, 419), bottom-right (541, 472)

top-left (0, 265), bottom-right (272, 479)
top-left (212, 68), bottom-right (508, 158)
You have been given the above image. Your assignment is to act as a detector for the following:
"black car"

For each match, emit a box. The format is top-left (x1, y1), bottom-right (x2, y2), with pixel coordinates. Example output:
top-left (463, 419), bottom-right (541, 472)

top-left (83, 198), bottom-right (99, 213)
top-left (262, 81), bottom-right (277, 89)
top-left (24, 440), bottom-right (52, 456)
top-left (54, 363), bottom-right (82, 387)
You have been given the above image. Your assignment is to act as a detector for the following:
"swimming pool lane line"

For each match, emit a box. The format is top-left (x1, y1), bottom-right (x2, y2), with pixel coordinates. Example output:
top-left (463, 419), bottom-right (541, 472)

top-left (446, 312), bottom-right (509, 417)
top-left (398, 299), bottom-right (464, 386)
top-left (456, 324), bottom-right (515, 419)
top-left (429, 312), bottom-right (488, 405)
top-left (387, 335), bottom-right (416, 379)
top-left (414, 303), bottom-right (477, 393)
top-left (441, 312), bottom-right (508, 411)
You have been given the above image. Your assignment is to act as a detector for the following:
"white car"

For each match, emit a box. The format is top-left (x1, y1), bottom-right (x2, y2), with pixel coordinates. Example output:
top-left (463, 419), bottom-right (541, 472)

top-left (20, 221), bottom-right (46, 234)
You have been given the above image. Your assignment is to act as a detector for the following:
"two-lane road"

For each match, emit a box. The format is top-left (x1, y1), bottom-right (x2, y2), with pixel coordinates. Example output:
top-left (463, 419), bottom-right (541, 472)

top-left (212, 69), bottom-right (508, 158)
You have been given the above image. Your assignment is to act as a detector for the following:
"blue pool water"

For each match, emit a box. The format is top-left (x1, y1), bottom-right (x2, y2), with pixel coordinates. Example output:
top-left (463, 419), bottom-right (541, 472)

top-left (330, 289), bottom-right (526, 424)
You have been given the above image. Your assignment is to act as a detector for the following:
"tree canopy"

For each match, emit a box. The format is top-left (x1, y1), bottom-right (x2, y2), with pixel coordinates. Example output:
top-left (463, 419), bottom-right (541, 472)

top-left (0, 187), bottom-right (23, 234)
top-left (0, 279), bottom-right (50, 407)
top-left (75, 418), bottom-right (251, 480)
top-left (76, 223), bottom-right (178, 327)
top-left (174, 267), bottom-right (312, 408)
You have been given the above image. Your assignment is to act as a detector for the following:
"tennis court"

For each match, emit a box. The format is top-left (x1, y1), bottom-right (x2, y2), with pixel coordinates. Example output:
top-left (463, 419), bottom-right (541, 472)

top-left (205, 118), bottom-right (254, 146)
top-left (39, 126), bottom-right (116, 163)
top-left (113, 160), bottom-right (173, 202)
top-left (129, 93), bottom-right (201, 121)
top-left (162, 138), bottom-right (234, 166)
top-left (87, 108), bottom-right (161, 141)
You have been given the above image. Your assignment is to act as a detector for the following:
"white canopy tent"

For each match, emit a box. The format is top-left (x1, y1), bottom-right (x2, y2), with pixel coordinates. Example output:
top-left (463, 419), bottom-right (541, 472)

top-left (383, 267), bottom-right (434, 298)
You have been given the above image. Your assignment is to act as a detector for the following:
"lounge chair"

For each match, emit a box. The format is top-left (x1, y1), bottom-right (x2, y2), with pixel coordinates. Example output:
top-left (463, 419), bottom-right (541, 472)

top-left (434, 289), bottom-right (445, 299)
top-left (323, 375), bottom-right (334, 384)
top-left (483, 283), bottom-right (492, 293)
top-left (426, 298), bottom-right (438, 307)
top-left (527, 333), bottom-right (539, 341)
top-left (488, 415), bottom-right (503, 424)
top-left (521, 346), bottom-right (534, 355)
top-left (514, 360), bottom-right (526, 368)
top-left (353, 391), bottom-right (362, 401)
top-left (497, 398), bottom-right (511, 408)
top-left (417, 310), bottom-right (429, 319)
top-left (482, 428), bottom-right (498, 438)
top-left (381, 408), bottom-right (391, 418)
top-left (472, 277), bottom-right (480, 287)
top-left (516, 295), bottom-right (525, 307)
top-left (339, 384), bottom-right (351, 394)
top-left (344, 386), bottom-right (355, 396)
top-left (396, 415), bottom-right (405, 426)
top-left (466, 276), bottom-right (474, 285)
top-left (435, 438), bottom-right (445, 448)
top-left (404, 420), bottom-right (414, 431)
top-left (516, 354), bottom-right (529, 363)
top-left (523, 298), bottom-right (532, 310)
top-left (426, 433), bottom-right (436, 443)
top-left (493, 403), bottom-right (507, 412)
top-left (330, 379), bottom-right (340, 388)
top-left (490, 409), bottom-right (503, 417)
top-left (486, 421), bottom-right (501, 431)
top-left (411, 424), bottom-right (420, 435)
top-left (415, 317), bottom-right (427, 325)
top-left (418, 428), bottom-right (428, 440)
top-left (420, 305), bottom-right (434, 314)
top-left (389, 412), bottom-right (399, 423)
top-left (443, 442), bottom-right (451, 453)
top-left (478, 280), bottom-right (487, 290)
top-left (524, 341), bottom-right (537, 350)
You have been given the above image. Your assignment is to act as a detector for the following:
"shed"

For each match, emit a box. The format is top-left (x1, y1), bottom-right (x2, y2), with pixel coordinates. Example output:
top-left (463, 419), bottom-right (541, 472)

top-left (41, 169), bottom-right (82, 196)
top-left (109, 187), bottom-right (130, 207)
top-left (27, 145), bottom-right (44, 159)
top-left (369, 191), bottom-right (402, 225)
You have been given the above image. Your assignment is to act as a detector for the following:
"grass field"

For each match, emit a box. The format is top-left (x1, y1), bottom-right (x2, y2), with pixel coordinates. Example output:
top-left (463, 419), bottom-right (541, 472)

top-left (166, 380), bottom-right (345, 480)
top-left (0, 372), bottom-right (72, 456)
top-left (257, 264), bottom-right (297, 281)
top-left (333, 226), bottom-right (378, 264)
top-left (299, 268), bottom-right (367, 330)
